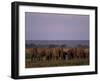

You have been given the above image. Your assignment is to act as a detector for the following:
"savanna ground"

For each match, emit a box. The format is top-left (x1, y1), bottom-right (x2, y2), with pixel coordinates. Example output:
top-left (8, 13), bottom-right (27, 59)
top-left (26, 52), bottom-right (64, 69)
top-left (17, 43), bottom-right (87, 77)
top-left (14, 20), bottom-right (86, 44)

top-left (25, 47), bottom-right (89, 68)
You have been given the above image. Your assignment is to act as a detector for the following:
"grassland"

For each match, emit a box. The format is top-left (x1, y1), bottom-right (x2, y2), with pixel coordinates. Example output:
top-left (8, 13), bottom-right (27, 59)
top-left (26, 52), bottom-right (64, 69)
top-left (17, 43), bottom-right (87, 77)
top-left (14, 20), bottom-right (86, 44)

top-left (25, 47), bottom-right (89, 68)
top-left (26, 58), bottom-right (89, 68)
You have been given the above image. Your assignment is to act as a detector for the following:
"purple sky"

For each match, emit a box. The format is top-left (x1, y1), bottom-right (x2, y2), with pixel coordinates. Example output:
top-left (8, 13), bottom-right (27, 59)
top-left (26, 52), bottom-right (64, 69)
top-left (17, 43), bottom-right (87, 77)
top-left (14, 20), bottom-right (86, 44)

top-left (25, 12), bottom-right (89, 40)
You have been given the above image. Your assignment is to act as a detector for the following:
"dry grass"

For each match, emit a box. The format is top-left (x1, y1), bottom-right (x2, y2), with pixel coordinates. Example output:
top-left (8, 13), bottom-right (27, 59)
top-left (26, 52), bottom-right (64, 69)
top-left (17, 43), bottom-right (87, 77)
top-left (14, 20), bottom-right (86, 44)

top-left (25, 58), bottom-right (89, 68)
top-left (25, 47), bottom-right (89, 68)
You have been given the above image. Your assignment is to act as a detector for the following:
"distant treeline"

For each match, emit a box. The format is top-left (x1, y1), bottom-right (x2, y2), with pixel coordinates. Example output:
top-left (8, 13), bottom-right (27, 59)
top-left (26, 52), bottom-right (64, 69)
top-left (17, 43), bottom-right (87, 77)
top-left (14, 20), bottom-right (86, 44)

top-left (26, 43), bottom-right (89, 48)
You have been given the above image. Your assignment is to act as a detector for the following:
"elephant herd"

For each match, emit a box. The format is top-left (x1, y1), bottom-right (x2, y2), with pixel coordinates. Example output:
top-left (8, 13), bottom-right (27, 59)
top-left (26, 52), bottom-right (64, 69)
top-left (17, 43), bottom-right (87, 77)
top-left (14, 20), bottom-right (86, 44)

top-left (26, 47), bottom-right (89, 62)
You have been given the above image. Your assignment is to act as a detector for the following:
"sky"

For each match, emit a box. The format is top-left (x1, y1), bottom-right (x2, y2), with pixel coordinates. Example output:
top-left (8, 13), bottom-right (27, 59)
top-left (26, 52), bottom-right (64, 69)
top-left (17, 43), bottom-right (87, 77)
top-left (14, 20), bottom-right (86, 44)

top-left (25, 12), bottom-right (89, 40)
